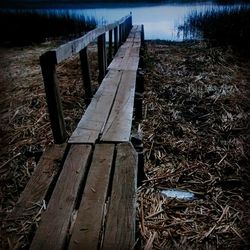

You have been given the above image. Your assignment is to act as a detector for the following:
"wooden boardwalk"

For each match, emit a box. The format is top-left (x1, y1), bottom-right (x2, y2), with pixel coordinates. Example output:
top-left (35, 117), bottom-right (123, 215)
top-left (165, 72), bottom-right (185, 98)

top-left (7, 14), bottom-right (144, 250)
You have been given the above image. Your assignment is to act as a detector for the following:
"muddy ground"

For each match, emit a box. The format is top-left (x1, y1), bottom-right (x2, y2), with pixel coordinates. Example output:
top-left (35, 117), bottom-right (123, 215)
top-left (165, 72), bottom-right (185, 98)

top-left (0, 41), bottom-right (250, 249)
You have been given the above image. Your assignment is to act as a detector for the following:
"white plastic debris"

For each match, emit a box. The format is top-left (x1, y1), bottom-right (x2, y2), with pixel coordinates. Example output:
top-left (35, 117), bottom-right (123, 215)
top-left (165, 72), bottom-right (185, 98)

top-left (161, 189), bottom-right (195, 200)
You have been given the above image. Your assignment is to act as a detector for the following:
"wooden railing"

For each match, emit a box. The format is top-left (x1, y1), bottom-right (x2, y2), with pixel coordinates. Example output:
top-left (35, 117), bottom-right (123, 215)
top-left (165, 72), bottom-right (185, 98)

top-left (40, 14), bottom-right (133, 144)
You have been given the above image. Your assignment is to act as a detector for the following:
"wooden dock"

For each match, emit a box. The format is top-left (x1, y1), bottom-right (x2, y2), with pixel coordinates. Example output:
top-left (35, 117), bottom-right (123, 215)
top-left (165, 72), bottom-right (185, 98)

top-left (7, 14), bottom-right (144, 250)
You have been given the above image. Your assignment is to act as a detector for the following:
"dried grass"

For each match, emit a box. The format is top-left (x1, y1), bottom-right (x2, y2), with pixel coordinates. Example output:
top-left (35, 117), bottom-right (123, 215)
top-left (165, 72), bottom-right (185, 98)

top-left (138, 41), bottom-right (250, 249)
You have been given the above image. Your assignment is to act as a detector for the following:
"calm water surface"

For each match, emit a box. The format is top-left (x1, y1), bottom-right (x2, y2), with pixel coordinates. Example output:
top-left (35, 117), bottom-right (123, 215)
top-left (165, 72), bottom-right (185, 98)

top-left (37, 2), bottom-right (242, 40)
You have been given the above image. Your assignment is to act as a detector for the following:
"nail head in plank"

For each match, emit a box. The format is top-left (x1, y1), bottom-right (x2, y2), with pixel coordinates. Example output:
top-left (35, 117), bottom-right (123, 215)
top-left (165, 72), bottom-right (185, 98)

top-left (102, 142), bottom-right (137, 250)
top-left (30, 144), bottom-right (92, 250)
top-left (69, 144), bottom-right (115, 250)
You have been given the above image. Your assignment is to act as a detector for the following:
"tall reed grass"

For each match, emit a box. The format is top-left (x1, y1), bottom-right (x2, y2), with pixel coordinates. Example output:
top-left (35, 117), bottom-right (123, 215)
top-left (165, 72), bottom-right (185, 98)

top-left (0, 10), bottom-right (97, 45)
top-left (179, 5), bottom-right (250, 51)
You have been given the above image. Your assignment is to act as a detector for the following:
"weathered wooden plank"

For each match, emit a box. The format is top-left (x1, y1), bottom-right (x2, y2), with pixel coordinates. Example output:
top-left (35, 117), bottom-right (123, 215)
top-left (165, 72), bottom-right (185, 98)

top-left (5, 144), bottom-right (66, 249)
top-left (30, 144), bottom-right (92, 250)
top-left (108, 43), bottom-right (140, 71)
top-left (108, 27), bottom-right (141, 71)
top-left (8, 144), bottom-right (67, 219)
top-left (40, 52), bottom-right (67, 144)
top-left (102, 142), bottom-right (137, 250)
top-left (68, 144), bottom-right (115, 250)
top-left (68, 70), bottom-right (123, 144)
top-left (79, 47), bottom-right (92, 105)
top-left (101, 70), bottom-right (137, 142)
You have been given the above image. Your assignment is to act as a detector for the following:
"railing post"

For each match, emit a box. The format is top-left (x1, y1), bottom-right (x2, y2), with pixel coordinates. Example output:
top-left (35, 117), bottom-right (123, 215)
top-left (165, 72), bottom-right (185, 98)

top-left (122, 23), bottom-right (126, 42)
top-left (129, 13), bottom-right (133, 29)
top-left (119, 24), bottom-right (122, 46)
top-left (79, 47), bottom-right (92, 105)
top-left (114, 26), bottom-right (118, 54)
top-left (40, 51), bottom-right (67, 144)
top-left (97, 33), bottom-right (107, 84)
top-left (108, 29), bottom-right (113, 65)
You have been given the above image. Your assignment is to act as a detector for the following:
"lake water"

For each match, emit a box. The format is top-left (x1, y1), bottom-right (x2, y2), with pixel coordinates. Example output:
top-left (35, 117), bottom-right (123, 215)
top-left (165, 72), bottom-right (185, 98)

top-left (17, 1), bottom-right (247, 41)
top-left (67, 2), bottom-right (210, 40)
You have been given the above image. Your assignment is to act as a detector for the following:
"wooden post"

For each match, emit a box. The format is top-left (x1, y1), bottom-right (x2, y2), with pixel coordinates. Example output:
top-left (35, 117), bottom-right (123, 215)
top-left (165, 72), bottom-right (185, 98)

top-left (79, 47), bottom-right (92, 106)
top-left (108, 29), bottom-right (113, 65)
top-left (114, 27), bottom-right (118, 55)
top-left (129, 14), bottom-right (133, 29)
top-left (119, 24), bottom-right (122, 46)
top-left (122, 23), bottom-right (126, 42)
top-left (97, 33), bottom-right (107, 84)
top-left (135, 70), bottom-right (144, 121)
top-left (40, 51), bottom-right (67, 144)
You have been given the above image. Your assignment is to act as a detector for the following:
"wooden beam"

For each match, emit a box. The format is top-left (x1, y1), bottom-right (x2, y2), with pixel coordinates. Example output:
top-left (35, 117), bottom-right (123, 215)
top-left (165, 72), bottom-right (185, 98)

top-left (102, 142), bottom-right (137, 250)
top-left (119, 24), bottom-right (122, 47)
top-left (79, 47), bottom-right (92, 105)
top-left (40, 51), bottom-right (67, 144)
top-left (108, 29), bottom-right (113, 65)
top-left (5, 144), bottom-right (67, 249)
top-left (68, 70), bottom-right (123, 144)
top-left (30, 144), bottom-right (92, 250)
top-left (97, 34), bottom-right (107, 84)
top-left (114, 26), bottom-right (118, 54)
top-left (51, 14), bottom-right (132, 64)
top-left (101, 70), bottom-right (137, 142)
top-left (68, 144), bottom-right (115, 250)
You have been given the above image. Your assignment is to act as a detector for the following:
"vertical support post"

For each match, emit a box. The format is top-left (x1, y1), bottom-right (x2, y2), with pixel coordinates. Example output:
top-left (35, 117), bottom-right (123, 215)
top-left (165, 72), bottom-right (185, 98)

top-left (129, 13), bottom-right (133, 29)
top-left (131, 131), bottom-right (145, 187)
top-left (119, 24), bottom-right (122, 46)
top-left (114, 26), bottom-right (118, 55)
top-left (97, 33), bottom-right (107, 84)
top-left (135, 70), bottom-right (144, 121)
top-left (40, 51), bottom-right (67, 144)
top-left (79, 47), bottom-right (92, 106)
top-left (108, 29), bottom-right (113, 65)
top-left (122, 23), bottom-right (126, 42)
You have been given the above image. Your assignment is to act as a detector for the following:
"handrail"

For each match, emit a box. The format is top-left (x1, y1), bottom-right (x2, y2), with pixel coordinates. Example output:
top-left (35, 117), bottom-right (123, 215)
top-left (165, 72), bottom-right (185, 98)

top-left (42, 14), bottom-right (132, 64)
top-left (40, 14), bottom-right (133, 144)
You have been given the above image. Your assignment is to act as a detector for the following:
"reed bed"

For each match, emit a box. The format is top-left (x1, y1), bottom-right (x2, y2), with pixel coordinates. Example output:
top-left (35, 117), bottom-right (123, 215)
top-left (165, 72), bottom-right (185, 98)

top-left (179, 5), bottom-right (250, 51)
top-left (0, 10), bottom-right (97, 45)
top-left (138, 41), bottom-right (250, 249)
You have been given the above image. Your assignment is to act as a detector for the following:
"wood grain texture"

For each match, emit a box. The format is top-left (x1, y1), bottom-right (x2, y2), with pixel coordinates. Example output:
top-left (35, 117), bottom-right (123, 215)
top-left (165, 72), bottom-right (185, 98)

top-left (98, 33), bottom-right (107, 84)
top-left (108, 26), bottom-right (141, 71)
top-left (102, 142), bottom-right (137, 250)
top-left (30, 144), bottom-right (92, 250)
top-left (68, 144), bottom-right (115, 250)
top-left (101, 70), bottom-right (137, 142)
top-left (80, 47), bottom-right (92, 105)
top-left (8, 144), bottom-right (67, 219)
top-left (40, 52), bottom-right (67, 143)
top-left (68, 70), bottom-right (123, 144)
top-left (53, 14), bottom-right (131, 64)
